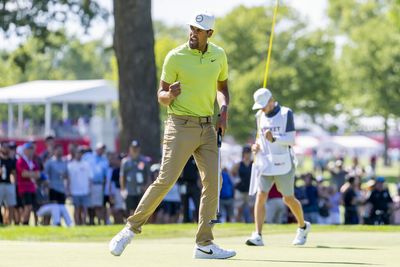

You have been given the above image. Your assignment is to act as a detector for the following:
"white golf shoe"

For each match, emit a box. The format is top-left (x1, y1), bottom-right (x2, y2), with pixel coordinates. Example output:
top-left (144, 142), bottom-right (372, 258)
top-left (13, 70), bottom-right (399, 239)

top-left (292, 221), bottom-right (311, 246)
top-left (245, 232), bottom-right (264, 246)
top-left (194, 243), bottom-right (236, 259)
top-left (109, 226), bottom-right (135, 256)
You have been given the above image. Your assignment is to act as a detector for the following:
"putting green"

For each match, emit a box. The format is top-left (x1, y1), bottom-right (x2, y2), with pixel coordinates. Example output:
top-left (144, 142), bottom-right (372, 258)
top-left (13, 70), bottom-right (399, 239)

top-left (1, 231), bottom-right (399, 267)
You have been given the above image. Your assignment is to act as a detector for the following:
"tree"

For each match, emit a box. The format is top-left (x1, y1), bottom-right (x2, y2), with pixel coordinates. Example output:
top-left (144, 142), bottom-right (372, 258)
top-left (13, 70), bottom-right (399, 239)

top-left (214, 5), bottom-right (336, 142)
top-left (390, 0), bottom-right (400, 26)
top-left (113, 0), bottom-right (160, 159)
top-left (328, 0), bottom-right (400, 165)
top-left (0, 1), bottom-right (107, 37)
top-left (336, 19), bottom-right (400, 165)
top-left (1, 1), bottom-right (161, 159)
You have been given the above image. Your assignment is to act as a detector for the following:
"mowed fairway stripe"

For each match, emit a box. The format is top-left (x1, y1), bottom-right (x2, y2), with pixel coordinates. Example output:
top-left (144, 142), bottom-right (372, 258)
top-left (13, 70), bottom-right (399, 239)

top-left (0, 232), bottom-right (399, 267)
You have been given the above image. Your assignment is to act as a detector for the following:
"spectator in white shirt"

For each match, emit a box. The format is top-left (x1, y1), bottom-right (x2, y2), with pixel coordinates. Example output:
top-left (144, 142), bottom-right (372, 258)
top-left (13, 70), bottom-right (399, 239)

top-left (67, 146), bottom-right (93, 225)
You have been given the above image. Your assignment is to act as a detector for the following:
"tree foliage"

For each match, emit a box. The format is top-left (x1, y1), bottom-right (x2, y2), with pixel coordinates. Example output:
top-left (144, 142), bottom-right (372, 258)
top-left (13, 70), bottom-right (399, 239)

top-left (214, 5), bottom-right (336, 141)
top-left (0, 0), bottom-right (107, 37)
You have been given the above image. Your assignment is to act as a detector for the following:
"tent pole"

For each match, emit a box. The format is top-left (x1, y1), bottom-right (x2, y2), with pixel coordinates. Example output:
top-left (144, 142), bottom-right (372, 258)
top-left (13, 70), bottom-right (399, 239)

top-left (18, 104), bottom-right (23, 136)
top-left (105, 102), bottom-right (112, 120)
top-left (7, 103), bottom-right (14, 138)
top-left (45, 102), bottom-right (52, 136)
top-left (62, 103), bottom-right (69, 120)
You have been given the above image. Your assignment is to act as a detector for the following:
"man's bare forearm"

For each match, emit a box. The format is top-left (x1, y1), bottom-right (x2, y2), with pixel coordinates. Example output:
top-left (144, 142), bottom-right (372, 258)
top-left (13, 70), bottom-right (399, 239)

top-left (217, 88), bottom-right (229, 111)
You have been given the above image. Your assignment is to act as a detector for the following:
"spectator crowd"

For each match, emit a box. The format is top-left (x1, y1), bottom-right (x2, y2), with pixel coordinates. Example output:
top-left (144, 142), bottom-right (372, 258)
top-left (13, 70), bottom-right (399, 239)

top-left (0, 137), bottom-right (399, 227)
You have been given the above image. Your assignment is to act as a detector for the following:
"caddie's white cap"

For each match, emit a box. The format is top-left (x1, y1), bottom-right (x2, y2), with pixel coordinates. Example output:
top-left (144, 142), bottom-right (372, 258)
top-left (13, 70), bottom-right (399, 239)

top-left (187, 11), bottom-right (215, 30)
top-left (252, 88), bottom-right (272, 110)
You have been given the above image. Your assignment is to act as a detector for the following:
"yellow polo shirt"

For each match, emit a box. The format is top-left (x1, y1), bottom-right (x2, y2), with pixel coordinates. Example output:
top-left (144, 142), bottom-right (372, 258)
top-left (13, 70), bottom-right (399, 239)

top-left (161, 42), bottom-right (228, 117)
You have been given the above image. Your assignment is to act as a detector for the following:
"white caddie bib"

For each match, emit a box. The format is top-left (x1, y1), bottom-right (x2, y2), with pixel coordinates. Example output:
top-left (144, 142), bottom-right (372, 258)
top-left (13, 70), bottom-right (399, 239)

top-left (257, 106), bottom-right (293, 176)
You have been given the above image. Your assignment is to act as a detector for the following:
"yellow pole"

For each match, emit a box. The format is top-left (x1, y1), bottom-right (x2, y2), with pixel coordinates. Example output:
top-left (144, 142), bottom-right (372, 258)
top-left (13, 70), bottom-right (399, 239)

top-left (255, 0), bottom-right (280, 164)
top-left (263, 0), bottom-right (279, 89)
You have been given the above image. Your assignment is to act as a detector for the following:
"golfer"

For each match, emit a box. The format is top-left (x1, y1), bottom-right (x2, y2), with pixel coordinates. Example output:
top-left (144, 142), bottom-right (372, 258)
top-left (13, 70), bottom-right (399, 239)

top-left (246, 88), bottom-right (310, 246)
top-left (109, 11), bottom-right (236, 259)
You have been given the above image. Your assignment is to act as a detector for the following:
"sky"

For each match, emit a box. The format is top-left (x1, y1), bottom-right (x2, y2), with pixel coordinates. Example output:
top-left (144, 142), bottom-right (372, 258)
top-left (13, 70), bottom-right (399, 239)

top-left (0, 0), bottom-right (328, 50)
top-left (89, 0), bottom-right (328, 41)
top-left (152, 0), bottom-right (328, 26)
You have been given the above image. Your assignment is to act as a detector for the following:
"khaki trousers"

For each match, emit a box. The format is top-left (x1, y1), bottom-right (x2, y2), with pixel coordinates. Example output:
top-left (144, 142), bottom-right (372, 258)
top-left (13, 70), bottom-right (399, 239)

top-left (127, 114), bottom-right (219, 246)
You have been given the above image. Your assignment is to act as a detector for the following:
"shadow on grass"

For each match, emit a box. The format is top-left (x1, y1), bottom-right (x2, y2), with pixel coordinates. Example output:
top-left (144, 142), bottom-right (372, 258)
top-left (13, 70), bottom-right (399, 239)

top-left (230, 258), bottom-right (378, 265)
top-left (299, 245), bottom-right (379, 251)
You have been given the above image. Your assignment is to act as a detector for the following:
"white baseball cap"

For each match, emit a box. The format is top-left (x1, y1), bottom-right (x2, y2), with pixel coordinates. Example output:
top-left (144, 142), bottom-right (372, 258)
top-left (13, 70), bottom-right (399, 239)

top-left (252, 88), bottom-right (272, 110)
top-left (188, 11), bottom-right (215, 31)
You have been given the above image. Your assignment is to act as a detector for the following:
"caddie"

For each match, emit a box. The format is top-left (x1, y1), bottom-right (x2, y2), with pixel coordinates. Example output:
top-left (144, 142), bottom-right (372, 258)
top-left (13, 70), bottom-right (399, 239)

top-left (246, 88), bottom-right (311, 246)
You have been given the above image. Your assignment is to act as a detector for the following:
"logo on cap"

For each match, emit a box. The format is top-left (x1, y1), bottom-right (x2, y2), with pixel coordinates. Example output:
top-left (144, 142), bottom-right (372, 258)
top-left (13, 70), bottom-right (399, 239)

top-left (196, 15), bottom-right (204, 22)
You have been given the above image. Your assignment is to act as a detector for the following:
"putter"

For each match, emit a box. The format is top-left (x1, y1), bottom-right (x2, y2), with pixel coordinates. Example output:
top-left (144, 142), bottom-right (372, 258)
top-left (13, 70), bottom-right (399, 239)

top-left (209, 127), bottom-right (223, 225)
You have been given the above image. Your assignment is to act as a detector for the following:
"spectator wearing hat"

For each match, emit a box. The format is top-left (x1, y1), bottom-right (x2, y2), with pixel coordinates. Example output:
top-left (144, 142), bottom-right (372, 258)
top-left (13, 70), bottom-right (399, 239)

top-left (16, 142), bottom-right (41, 225)
top-left (84, 142), bottom-right (108, 225)
top-left (366, 177), bottom-right (393, 225)
top-left (120, 140), bottom-right (150, 216)
top-left (67, 146), bottom-right (93, 225)
top-left (231, 145), bottom-right (253, 223)
top-left (0, 142), bottom-right (17, 225)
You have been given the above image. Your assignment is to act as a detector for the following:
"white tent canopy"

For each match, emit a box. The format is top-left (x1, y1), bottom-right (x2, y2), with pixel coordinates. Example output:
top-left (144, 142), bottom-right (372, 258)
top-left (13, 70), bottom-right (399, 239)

top-left (0, 80), bottom-right (117, 104)
top-left (330, 136), bottom-right (382, 149)
top-left (318, 135), bottom-right (383, 156)
top-left (295, 135), bottom-right (320, 149)
top-left (0, 80), bottom-right (118, 136)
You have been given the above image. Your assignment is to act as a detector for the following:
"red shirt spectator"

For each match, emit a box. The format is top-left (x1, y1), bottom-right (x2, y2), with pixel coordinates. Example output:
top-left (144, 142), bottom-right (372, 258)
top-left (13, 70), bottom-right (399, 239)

top-left (268, 184), bottom-right (283, 199)
top-left (17, 154), bottom-right (39, 195)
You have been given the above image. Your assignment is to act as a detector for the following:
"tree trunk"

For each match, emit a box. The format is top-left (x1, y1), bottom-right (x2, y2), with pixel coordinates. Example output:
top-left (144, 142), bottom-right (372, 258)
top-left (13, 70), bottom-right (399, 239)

top-left (383, 115), bottom-right (390, 166)
top-left (113, 0), bottom-right (160, 160)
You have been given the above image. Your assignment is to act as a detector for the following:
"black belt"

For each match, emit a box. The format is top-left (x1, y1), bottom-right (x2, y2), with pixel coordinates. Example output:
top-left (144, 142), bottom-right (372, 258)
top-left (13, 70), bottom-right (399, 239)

top-left (169, 114), bottom-right (212, 124)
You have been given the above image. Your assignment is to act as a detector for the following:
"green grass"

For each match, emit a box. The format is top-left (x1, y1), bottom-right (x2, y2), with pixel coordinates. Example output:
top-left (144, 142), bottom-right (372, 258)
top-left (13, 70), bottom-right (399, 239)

top-left (0, 223), bottom-right (399, 242)
top-left (2, 230), bottom-right (400, 267)
top-left (1, 224), bottom-right (400, 267)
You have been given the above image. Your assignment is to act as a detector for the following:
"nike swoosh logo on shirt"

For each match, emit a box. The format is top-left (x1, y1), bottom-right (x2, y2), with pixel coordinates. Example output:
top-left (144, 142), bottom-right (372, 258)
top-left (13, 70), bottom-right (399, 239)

top-left (211, 59), bottom-right (216, 62)
top-left (197, 248), bottom-right (213, 255)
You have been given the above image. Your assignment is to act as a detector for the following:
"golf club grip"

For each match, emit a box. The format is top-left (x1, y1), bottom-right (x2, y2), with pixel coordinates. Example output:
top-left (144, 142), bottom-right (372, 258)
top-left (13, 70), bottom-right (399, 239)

top-left (217, 128), bottom-right (222, 148)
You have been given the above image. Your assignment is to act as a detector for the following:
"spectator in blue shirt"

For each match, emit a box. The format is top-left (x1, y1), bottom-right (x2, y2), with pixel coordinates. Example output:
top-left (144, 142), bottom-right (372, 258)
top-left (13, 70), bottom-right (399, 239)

top-left (44, 144), bottom-right (68, 205)
top-left (220, 167), bottom-right (235, 222)
top-left (84, 142), bottom-right (109, 225)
